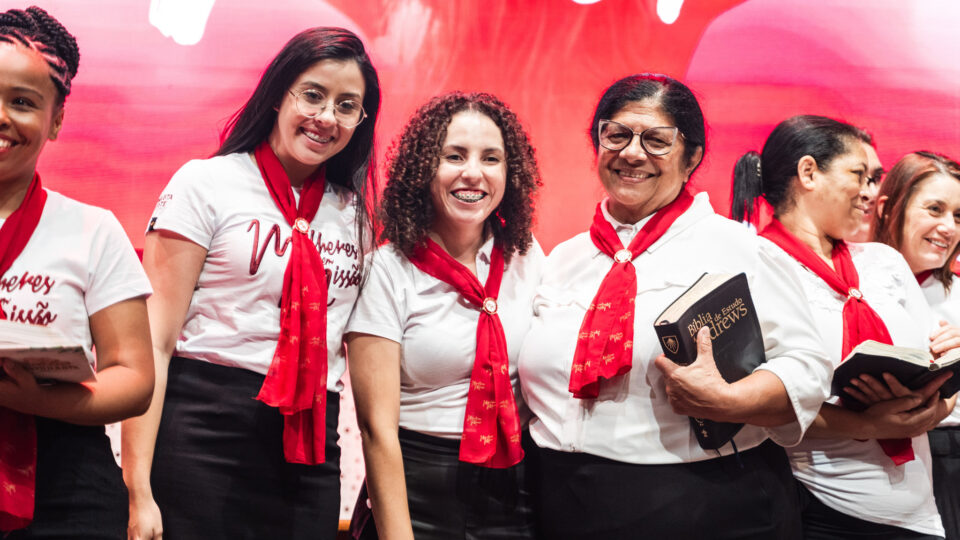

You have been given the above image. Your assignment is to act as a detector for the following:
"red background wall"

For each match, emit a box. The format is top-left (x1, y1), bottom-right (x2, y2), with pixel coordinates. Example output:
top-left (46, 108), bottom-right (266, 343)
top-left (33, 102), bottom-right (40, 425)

top-left (13, 0), bottom-right (960, 251)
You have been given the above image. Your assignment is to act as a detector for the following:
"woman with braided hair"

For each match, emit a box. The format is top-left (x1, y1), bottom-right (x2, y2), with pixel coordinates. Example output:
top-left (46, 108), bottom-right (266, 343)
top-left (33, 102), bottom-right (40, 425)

top-left (0, 6), bottom-right (154, 538)
top-left (121, 27), bottom-right (380, 540)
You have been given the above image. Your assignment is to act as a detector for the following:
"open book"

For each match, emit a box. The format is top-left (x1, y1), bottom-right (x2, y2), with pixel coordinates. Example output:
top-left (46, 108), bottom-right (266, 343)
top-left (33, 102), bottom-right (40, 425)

top-left (833, 340), bottom-right (960, 411)
top-left (0, 319), bottom-right (96, 383)
top-left (655, 272), bottom-right (765, 449)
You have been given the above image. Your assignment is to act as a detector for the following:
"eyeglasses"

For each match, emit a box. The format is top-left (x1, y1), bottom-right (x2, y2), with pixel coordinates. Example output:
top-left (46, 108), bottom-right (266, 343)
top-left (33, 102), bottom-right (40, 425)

top-left (289, 89), bottom-right (366, 128)
top-left (598, 119), bottom-right (683, 156)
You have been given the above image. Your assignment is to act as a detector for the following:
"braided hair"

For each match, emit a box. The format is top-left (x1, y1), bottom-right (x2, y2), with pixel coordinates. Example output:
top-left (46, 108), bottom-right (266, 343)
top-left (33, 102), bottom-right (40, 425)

top-left (0, 6), bottom-right (80, 104)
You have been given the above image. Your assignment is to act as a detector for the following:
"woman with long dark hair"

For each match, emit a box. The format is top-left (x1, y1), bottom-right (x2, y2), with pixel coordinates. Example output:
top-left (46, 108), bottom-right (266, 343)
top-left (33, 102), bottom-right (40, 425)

top-left (347, 92), bottom-right (542, 540)
top-left (734, 117), bottom-right (954, 539)
top-left (121, 27), bottom-right (380, 540)
top-left (519, 74), bottom-right (833, 539)
top-left (873, 151), bottom-right (960, 539)
top-left (0, 6), bottom-right (153, 538)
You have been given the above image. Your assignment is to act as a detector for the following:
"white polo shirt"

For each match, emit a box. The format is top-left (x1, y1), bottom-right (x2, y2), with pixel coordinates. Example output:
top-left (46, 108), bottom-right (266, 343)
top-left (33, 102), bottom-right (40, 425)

top-left (0, 190), bottom-right (151, 363)
top-left (782, 241), bottom-right (943, 536)
top-left (148, 152), bottom-right (362, 391)
top-left (518, 192), bottom-right (832, 464)
top-left (920, 272), bottom-right (960, 427)
top-left (346, 237), bottom-right (544, 440)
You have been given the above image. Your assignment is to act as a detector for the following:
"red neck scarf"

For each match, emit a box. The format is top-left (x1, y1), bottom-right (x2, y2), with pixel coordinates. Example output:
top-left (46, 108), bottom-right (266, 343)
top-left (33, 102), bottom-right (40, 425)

top-left (0, 173), bottom-right (47, 531)
top-left (915, 270), bottom-right (933, 286)
top-left (407, 238), bottom-right (523, 468)
top-left (761, 219), bottom-right (914, 465)
top-left (569, 187), bottom-right (695, 399)
top-left (253, 142), bottom-right (330, 465)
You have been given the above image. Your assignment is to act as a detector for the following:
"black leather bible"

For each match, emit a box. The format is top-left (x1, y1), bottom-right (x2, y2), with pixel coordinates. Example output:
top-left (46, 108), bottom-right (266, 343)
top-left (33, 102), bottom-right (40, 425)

top-left (654, 272), bottom-right (766, 450)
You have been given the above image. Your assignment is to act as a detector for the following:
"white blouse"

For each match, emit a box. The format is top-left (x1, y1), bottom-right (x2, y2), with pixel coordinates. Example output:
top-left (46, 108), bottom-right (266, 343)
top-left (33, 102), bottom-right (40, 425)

top-left (346, 237), bottom-right (544, 440)
top-left (784, 242), bottom-right (943, 536)
top-left (149, 153), bottom-right (362, 391)
top-left (921, 273), bottom-right (960, 427)
top-left (518, 193), bottom-right (832, 464)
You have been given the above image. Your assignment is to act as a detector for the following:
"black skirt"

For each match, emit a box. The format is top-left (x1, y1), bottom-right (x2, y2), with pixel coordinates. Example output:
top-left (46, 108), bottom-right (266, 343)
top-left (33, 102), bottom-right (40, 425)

top-left (798, 482), bottom-right (943, 540)
top-left (2, 418), bottom-right (127, 539)
top-left (151, 356), bottom-right (341, 540)
top-left (353, 428), bottom-right (538, 540)
top-left (930, 426), bottom-right (960, 540)
top-left (533, 439), bottom-right (801, 540)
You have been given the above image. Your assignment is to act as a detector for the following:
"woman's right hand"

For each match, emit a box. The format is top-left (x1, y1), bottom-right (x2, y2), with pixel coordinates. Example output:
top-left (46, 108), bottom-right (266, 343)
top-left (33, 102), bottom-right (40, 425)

top-left (128, 491), bottom-right (163, 540)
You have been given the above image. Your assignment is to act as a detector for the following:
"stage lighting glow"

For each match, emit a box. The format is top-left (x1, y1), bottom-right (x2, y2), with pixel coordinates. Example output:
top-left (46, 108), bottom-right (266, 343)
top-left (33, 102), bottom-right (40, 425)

top-left (657, 0), bottom-right (683, 24)
top-left (148, 0), bottom-right (216, 46)
top-left (571, 0), bottom-right (603, 5)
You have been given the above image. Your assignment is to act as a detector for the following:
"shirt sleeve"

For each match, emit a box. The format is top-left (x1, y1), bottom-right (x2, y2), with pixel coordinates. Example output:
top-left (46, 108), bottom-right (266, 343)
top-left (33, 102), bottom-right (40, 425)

top-left (345, 248), bottom-right (406, 343)
top-left (85, 210), bottom-right (153, 316)
top-left (752, 241), bottom-right (834, 447)
top-left (147, 159), bottom-right (218, 249)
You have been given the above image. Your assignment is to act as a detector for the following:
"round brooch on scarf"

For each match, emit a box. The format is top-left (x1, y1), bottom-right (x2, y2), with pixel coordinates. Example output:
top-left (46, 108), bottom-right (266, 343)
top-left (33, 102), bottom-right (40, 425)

top-left (482, 297), bottom-right (498, 315)
top-left (847, 287), bottom-right (863, 300)
top-left (294, 217), bottom-right (310, 233)
top-left (614, 249), bottom-right (632, 263)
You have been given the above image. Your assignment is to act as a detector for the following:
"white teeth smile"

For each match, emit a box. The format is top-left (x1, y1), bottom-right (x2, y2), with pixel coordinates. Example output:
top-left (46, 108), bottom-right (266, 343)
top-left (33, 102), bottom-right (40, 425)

top-left (617, 170), bottom-right (653, 180)
top-left (302, 130), bottom-right (332, 144)
top-left (928, 239), bottom-right (948, 249)
top-left (453, 190), bottom-right (485, 202)
top-left (0, 140), bottom-right (12, 149)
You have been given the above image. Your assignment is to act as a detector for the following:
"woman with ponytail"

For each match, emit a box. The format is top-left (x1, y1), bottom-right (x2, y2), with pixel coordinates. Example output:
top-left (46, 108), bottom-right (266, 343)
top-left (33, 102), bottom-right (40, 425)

top-left (121, 27), bottom-right (381, 540)
top-left (873, 151), bottom-right (960, 539)
top-left (0, 6), bottom-right (154, 538)
top-left (518, 74), bottom-right (833, 539)
top-left (733, 115), bottom-right (954, 539)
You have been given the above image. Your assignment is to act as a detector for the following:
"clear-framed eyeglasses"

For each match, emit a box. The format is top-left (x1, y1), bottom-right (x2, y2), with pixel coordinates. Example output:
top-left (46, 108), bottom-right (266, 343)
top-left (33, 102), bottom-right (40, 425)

top-left (598, 119), bottom-right (684, 156)
top-left (289, 89), bottom-right (367, 128)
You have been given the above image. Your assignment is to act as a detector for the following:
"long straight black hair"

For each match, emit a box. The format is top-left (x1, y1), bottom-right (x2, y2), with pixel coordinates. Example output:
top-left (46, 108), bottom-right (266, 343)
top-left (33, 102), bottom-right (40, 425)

top-left (217, 27), bottom-right (380, 254)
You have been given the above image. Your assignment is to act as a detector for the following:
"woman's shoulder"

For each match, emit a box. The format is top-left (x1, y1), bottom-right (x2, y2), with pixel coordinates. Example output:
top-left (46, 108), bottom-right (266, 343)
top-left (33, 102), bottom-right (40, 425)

top-left (168, 153), bottom-right (258, 187)
top-left (41, 189), bottom-right (120, 227)
top-left (848, 241), bottom-right (911, 273)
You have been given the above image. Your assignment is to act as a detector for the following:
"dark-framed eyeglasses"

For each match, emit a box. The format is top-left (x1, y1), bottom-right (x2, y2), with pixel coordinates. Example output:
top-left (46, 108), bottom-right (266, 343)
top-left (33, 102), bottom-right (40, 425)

top-left (598, 119), bottom-right (683, 156)
top-left (289, 89), bottom-right (366, 128)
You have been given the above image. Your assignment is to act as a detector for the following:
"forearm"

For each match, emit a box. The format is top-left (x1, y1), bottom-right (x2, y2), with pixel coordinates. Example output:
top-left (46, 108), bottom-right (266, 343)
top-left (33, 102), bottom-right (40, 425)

top-left (122, 348), bottom-right (171, 498)
top-left (805, 403), bottom-right (877, 439)
top-left (360, 425), bottom-right (414, 540)
top-left (720, 370), bottom-right (796, 427)
top-left (3, 359), bottom-right (153, 425)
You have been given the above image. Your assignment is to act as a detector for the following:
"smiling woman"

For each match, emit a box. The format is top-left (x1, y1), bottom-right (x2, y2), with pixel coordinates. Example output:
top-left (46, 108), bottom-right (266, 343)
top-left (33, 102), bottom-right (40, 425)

top-left (0, 6), bottom-right (153, 538)
top-left (119, 27), bottom-right (381, 540)
top-left (346, 92), bottom-right (543, 540)
top-left (734, 117), bottom-right (955, 539)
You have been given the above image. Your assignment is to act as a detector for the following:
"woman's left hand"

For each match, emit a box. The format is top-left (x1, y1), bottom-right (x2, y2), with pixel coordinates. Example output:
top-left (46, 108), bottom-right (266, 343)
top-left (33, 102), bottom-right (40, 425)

top-left (930, 320), bottom-right (960, 357)
top-left (0, 359), bottom-right (46, 413)
top-left (654, 326), bottom-right (735, 421)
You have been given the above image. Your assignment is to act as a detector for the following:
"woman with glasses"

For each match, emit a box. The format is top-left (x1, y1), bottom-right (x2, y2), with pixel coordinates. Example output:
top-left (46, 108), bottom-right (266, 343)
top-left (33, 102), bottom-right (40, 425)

top-left (735, 118), bottom-right (952, 539)
top-left (121, 27), bottom-right (380, 540)
top-left (0, 7), bottom-right (153, 538)
top-left (346, 92), bottom-right (542, 540)
top-left (873, 151), bottom-right (960, 539)
top-left (518, 74), bottom-right (834, 539)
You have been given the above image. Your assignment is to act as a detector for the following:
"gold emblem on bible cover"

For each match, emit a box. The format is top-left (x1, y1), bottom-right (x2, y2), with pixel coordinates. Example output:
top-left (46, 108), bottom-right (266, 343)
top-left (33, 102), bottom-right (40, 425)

top-left (661, 335), bottom-right (679, 355)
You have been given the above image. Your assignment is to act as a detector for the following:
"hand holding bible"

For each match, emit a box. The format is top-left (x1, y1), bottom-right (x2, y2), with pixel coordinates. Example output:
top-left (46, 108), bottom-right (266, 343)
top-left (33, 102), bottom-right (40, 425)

top-left (655, 327), bottom-right (736, 421)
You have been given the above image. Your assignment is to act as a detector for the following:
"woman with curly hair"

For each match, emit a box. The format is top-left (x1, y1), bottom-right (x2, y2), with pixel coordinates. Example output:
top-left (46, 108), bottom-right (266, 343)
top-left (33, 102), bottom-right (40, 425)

top-left (873, 151), bottom-right (960, 539)
top-left (0, 6), bottom-right (153, 538)
top-left (347, 92), bottom-right (543, 540)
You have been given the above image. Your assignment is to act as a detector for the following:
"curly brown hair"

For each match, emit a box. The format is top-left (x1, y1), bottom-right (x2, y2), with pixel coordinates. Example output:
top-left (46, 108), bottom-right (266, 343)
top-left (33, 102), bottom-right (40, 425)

top-left (379, 92), bottom-right (541, 261)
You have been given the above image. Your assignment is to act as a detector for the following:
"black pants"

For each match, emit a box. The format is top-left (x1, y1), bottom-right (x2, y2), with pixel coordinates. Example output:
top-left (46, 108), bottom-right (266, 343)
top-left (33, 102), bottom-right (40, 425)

top-left (930, 427), bottom-right (960, 540)
top-left (798, 483), bottom-right (942, 540)
top-left (353, 428), bottom-right (537, 540)
top-left (152, 357), bottom-right (341, 540)
top-left (534, 439), bottom-right (801, 540)
top-left (3, 418), bottom-right (127, 539)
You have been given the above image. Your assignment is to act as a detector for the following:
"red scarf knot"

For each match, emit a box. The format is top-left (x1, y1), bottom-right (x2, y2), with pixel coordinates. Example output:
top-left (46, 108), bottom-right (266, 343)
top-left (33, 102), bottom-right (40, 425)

top-left (253, 142), bottom-right (330, 465)
top-left (760, 219), bottom-right (913, 466)
top-left (0, 172), bottom-right (47, 530)
top-left (408, 238), bottom-right (524, 468)
top-left (568, 187), bottom-right (695, 399)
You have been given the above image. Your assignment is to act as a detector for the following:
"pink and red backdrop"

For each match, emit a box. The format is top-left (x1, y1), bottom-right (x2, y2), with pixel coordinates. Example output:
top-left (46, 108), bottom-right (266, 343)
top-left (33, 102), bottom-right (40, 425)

top-left (16, 0), bottom-right (960, 251)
